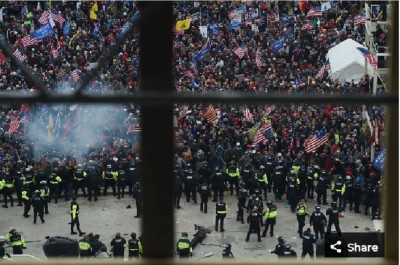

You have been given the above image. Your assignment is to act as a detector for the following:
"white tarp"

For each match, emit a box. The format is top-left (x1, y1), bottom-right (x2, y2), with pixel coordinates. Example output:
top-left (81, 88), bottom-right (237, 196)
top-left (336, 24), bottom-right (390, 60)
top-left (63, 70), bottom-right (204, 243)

top-left (327, 38), bottom-right (374, 84)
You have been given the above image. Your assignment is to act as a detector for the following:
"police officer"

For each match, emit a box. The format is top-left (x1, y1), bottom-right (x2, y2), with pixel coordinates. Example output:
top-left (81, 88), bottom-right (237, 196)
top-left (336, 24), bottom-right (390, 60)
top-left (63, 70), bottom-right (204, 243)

top-left (48, 169), bottom-right (62, 204)
top-left (79, 234), bottom-right (92, 258)
top-left (255, 165), bottom-right (268, 200)
top-left (198, 161), bottom-right (212, 184)
top-left (117, 163), bottom-right (127, 199)
top-left (296, 199), bottom-right (308, 238)
top-left (297, 165), bottom-right (307, 201)
top-left (2, 172), bottom-right (14, 208)
top-left (175, 174), bottom-right (183, 209)
top-left (127, 160), bottom-right (139, 196)
top-left (86, 160), bottom-right (101, 202)
top-left (281, 244), bottom-right (297, 258)
top-left (240, 164), bottom-right (253, 190)
top-left (183, 164), bottom-right (197, 203)
top-left (23, 167), bottom-right (35, 195)
top-left (226, 161), bottom-right (240, 196)
top-left (73, 164), bottom-right (87, 197)
top-left (215, 197), bottom-right (227, 232)
top-left (71, 196), bottom-right (85, 236)
top-left (222, 243), bottom-right (234, 258)
top-left (331, 175), bottom-right (346, 209)
top-left (132, 182), bottom-right (142, 218)
top-left (246, 206), bottom-right (263, 242)
top-left (315, 170), bottom-right (328, 205)
top-left (247, 190), bottom-right (263, 214)
top-left (237, 186), bottom-right (248, 224)
top-left (273, 164), bottom-right (285, 201)
top-left (31, 190), bottom-right (45, 224)
top-left (353, 179), bottom-right (363, 213)
top-left (301, 228), bottom-right (316, 259)
top-left (212, 167), bottom-right (225, 202)
top-left (265, 156), bottom-right (274, 192)
top-left (271, 236), bottom-right (286, 257)
top-left (262, 201), bottom-right (278, 237)
top-left (326, 201), bottom-right (341, 236)
top-left (287, 170), bottom-right (300, 212)
top-left (342, 175), bottom-right (354, 212)
top-left (198, 181), bottom-right (211, 213)
top-left (21, 186), bottom-right (31, 218)
top-left (14, 170), bottom-right (24, 206)
top-left (364, 180), bottom-right (374, 216)
top-left (126, 232), bottom-right (142, 259)
top-left (33, 169), bottom-right (47, 190)
top-left (111, 232), bottom-right (126, 258)
top-left (39, 180), bottom-right (49, 214)
top-left (371, 182), bottom-right (382, 220)
top-left (309, 206), bottom-right (327, 240)
top-left (6, 230), bottom-right (26, 254)
top-left (176, 232), bottom-right (192, 258)
top-left (90, 233), bottom-right (105, 256)
top-left (102, 164), bottom-right (117, 196)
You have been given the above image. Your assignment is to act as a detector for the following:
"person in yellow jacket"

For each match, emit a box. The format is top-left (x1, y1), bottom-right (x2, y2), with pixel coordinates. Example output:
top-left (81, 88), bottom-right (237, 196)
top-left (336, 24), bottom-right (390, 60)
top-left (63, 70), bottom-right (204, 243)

top-left (71, 196), bottom-right (85, 236)
top-left (21, 187), bottom-right (31, 218)
top-left (226, 161), bottom-right (240, 196)
top-left (2, 172), bottom-right (14, 208)
top-left (262, 201), bottom-right (278, 237)
top-left (6, 229), bottom-right (26, 254)
top-left (102, 164), bottom-right (118, 196)
top-left (48, 168), bottom-right (62, 204)
top-left (296, 199), bottom-right (309, 238)
top-left (79, 234), bottom-right (92, 258)
top-left (255, 165), bottom-right (269, 200)
top-left (176, 232), bottom-right (192, 258)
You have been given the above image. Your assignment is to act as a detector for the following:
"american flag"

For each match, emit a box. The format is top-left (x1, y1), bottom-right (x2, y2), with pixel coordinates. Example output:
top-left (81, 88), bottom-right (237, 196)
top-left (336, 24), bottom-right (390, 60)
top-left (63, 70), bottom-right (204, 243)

top-left (0, 52), bottom-right (6, 65)
top-left (234, 47), bottom-right (248, 59)
top-left (127, 124), bottom-right (141, 134)
top-left (304, 128), bottom-right (329, 153)
top-left (254, 119), bottom-right (272, 145)
top-left (8, 118), bottom-right (20, 134)
top-left (244, 108), bottom-right (254, 124)
top-left (13, 49), bottom-right (27, 62)
top-left (301, 23), bottom-right (313, 30)
top-left (51, 11), bottom-right (65, 25)
top-left (255, 50), bottom-right (263, 68)
top-left (268, 12), bottom-right (280, 23)
top-left (51, 48), bottom-right (60, 59)
top-left (306, 9), bottom-right (322, 18)
top-left (356, 47), bottom-right (377, 69)
top-left (22, 35), bottom-right (39, 47)
top-left (354, 15), bottom-right (366, 26)
top-left (315, 62), bottom-right (330, 79)
top-left (70, 69), bottom-right (80, 82)
top-left (39, 10), bottom-right (50, 24)
top-left (264, 105), bottom-right (276, 116)
top-left (204, 105), bottom-right (217, 123)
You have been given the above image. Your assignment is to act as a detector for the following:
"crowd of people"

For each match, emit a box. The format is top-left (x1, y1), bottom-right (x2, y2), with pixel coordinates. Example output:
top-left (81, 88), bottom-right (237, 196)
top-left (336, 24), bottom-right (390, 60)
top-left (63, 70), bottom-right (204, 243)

top-left (0, 0), bottom-right (387, 259)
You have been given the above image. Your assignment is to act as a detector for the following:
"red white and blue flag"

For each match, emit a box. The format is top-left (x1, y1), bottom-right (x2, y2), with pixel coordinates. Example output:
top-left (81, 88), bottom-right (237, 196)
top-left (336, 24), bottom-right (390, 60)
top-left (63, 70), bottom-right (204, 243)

top-left (304, 128), bottom-right (329, 153)
top-left (357, 47), bottom-right (377, 69)
top-left (13, 49), bottom-right (27, 62)
top-left (244, 108), bottom-right (254, 124)
top-left (254, 119), bottom-right (272, 145)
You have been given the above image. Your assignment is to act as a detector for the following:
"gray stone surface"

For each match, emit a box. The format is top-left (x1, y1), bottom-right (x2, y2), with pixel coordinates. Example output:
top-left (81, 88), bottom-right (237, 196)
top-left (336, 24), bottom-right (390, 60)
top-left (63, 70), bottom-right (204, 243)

top-left (0, 191), bottom-right (383, 261)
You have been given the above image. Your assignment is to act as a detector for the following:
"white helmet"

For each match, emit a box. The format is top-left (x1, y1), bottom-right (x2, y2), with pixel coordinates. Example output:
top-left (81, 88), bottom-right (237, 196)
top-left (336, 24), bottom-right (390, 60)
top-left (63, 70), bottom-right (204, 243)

top-left (0, 236), bottom-right (5, 242)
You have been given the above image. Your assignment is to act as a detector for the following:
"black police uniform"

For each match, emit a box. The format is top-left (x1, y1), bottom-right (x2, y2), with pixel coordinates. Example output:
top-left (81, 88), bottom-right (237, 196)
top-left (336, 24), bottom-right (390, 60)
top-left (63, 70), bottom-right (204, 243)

top-left (175, 174), bottom-right (183, 209)
top-left (309, 209), bottom-right (327, 240)
top-left (286, 176), bottom-right (299, 212)
top-left (237, 188), bottom-right (248, 223)
top-left (273, 170), bottom-right (285, 200)
top-left (326, 204), bottom-right (341, 236)
top-left (110, 235), bottom-right (126, 258)
top-left (86, 165), bottom-right (101, 201)
top-left (315, 174), bottom-right (328, 205)
top-left (342, 177), bottom-right (354, 211)
top-left (132, 182), bottom-right (142, 218)
top-left (127, 237), bottom-right (141, 258)
top-left (14, 171), bottom-right (24, 206)
top-left (212, 170), bottom-right (225, 201)
top-left (117, 168), bottom-right (127, 199)
top-left (31, 193), bottom-right (45, 224)
top-left (184, 168), bottom-right (197, 203)
top-left (3, 173), bottom-right (14, 207)
top-left (371, 183), bottom-right (381, 220)
top-left (198, 182), bottom-right (211, 213)
top-left (215, 200), bottom-right (227, 232)
top-left (352, 180), bottom-right (363, 213)
top-left (301, 229), bottom-right (316, 258)
top-left (364, 181), bottom-right (374, 216)
top-left (127, 163), bottom-right (139, 196)
top-left (246, 210), bottom-right (263, 242)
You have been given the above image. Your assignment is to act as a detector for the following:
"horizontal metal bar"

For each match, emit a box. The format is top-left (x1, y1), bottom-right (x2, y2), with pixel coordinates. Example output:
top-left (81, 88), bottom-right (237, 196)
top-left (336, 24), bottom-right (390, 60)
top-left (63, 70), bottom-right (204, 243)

top-left (0, 92), bottom-right (397, 105)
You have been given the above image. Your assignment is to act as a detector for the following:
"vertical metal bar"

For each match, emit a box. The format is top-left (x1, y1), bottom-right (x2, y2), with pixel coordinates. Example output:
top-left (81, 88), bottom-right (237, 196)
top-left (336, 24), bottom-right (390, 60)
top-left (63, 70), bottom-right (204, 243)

top-left (384, 1), bottom-right (398, 262)
top-left (139, 1), bottom-right (174, 259)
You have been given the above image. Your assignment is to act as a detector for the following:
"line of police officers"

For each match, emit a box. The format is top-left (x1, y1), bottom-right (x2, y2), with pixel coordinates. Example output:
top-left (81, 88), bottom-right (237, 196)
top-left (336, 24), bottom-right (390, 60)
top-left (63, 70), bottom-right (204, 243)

top-left (0, 158), bottom-right (143, 219)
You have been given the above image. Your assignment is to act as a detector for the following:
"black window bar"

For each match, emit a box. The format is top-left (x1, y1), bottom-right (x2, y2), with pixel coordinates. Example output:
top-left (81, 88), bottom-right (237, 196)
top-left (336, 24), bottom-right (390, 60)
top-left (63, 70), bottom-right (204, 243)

top-left (0, 1), bottom-right (397, 264)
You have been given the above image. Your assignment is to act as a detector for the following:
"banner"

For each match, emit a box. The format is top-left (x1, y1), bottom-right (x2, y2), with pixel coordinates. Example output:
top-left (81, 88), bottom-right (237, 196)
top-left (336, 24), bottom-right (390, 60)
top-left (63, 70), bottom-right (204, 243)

top-left (32, 23), bottom-right (54, 39)
top-left (244, 8), bottom-right (259, 20)
top-left (199, 25), bottom-right (208, 38)
top-left (176, 18), bottom-right (192, 32)
top-left (208, 23), bottom-right (220, 35)
top-left (193, 40), bottom-right (211, 62)
top-left (191, 12), bottom-right (200, 22)
top-left (229, 6), bottom-right (247, 19)
top-left (373, 149), bottom-right (385, 171)
top-left (272, 36), bottom-right (285, 53)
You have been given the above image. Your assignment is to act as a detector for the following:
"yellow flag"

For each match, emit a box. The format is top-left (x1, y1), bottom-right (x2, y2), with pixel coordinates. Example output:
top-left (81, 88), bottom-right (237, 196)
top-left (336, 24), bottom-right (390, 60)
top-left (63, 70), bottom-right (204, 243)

top-left (90, 2), bottom-right (98, 20)
top-left (48, 114), bottom-right (54, 142)
top-left (68, 30), bottom-right (81, 48)
top-left (175, 18), bottom-right (192, 32)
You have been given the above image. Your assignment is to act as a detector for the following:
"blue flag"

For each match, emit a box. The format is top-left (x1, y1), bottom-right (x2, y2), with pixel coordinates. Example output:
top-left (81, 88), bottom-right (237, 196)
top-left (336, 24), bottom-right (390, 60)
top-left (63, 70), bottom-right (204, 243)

top-left (208, 23), bottom-right (220, 35)
top-left (63, 20), bottom-right (70, 35)
top-left (93, 23), bottom-right (100, 37)
top-left (295, 74), bottom-right (301, 86)
top-left (272, 36), bottom-right (285, 53)
top-left (373, 149), bottom-right (385, 171)
top-left (130, 10), bottom-right (140, 23)
top-left (193, 41), bottom-right (211, 62)
top-left (281, 15), bottom-right (296, 24)
top-left (284, 24), bottom-right (295, 39)
top-left (229, 20), bottom-right (242, 30)
top-left (191, 79), bottom-right (199, 88)
top-left (33, 23), bottom-right (54, 39)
